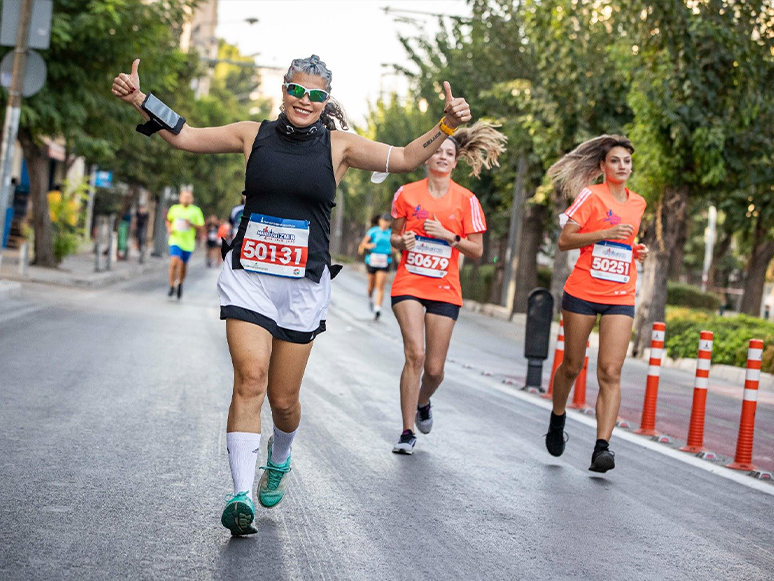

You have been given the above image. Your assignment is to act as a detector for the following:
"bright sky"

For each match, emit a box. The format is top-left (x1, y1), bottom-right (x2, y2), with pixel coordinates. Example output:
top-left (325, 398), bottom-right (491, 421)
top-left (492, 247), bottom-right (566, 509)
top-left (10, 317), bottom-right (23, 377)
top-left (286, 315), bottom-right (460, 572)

top-left (215, 0), bottom-right (471, 124)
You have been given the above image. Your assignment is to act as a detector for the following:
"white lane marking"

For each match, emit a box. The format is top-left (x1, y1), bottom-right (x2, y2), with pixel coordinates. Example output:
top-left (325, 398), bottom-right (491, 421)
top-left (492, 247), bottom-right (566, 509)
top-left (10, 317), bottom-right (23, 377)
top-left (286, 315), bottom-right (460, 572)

top-left (0, 303), bottom-right (45, 325)
top-left (453, 365), bottom-right (774, 497)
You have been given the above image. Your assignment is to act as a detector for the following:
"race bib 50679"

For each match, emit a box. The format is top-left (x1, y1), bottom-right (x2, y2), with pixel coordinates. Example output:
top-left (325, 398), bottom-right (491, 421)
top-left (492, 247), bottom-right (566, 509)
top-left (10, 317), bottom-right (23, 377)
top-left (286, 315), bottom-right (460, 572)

top-left (405, 235), bottom-right (453, 279)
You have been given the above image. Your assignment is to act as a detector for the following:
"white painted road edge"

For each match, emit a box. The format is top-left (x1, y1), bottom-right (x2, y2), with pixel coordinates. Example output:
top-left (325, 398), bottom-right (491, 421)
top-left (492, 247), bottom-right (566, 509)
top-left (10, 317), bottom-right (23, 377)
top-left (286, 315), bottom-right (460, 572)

top-left (459, 365), bottom-right (774, 497)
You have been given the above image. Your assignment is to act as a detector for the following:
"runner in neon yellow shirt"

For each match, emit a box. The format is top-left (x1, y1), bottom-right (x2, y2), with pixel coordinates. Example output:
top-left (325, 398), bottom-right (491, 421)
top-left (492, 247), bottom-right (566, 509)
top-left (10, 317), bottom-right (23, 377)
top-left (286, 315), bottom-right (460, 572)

top-left (166, 189), bottom-right (204, 299)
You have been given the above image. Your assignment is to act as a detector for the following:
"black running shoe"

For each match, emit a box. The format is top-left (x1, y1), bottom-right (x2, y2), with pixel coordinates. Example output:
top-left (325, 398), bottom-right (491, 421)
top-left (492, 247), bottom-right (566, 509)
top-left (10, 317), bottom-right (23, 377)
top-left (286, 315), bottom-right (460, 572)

top-left (176, 283), bottom-right (183, 300)
top-left (392, 430), bottom-right (417, 454)
top-left (168, 286), bottom-right (175, 297)
top-left (545, 418), bottom-right (568, 457)
top-left (374, 309), bottom-right (381, 321)
top-left (589, 448), bottom-right (615, 473)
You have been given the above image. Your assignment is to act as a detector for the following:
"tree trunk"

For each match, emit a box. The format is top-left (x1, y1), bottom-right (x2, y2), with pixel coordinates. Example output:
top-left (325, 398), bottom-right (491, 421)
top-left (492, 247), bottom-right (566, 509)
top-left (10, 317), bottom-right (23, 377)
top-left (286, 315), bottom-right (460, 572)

top-left (18, 129), bottom-right (55, 266)
top-left (512, 201), bottom-right (547, 313)
top-left (632, 187), bottom-right (689, 357)
top-left (739, 213), bottom-right (774, 316)
top-left (550, 184), bottom-right (572, 315)
top-left (668, 215), bottom-right (689, 281)
top-left (503, 154), bottom-right (528, 310)
top-left (707, 230), bottom-right (732, 290)
top-left (488, 236), bottom-right (508, 305)
top-left (551, 248), bottom-right (571, 316)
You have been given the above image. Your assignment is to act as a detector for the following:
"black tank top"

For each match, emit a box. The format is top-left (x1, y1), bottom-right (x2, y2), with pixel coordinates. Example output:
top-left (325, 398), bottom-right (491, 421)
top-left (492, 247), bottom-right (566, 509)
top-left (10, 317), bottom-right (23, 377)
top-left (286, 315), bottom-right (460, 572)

top-left (229, 115), bottom-right (338, 283)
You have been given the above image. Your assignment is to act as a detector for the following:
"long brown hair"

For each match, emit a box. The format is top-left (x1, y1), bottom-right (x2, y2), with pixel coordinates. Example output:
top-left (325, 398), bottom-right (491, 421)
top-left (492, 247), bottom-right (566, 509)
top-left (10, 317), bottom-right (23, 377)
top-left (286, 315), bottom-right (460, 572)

top-left (548, 135), bottom-right (634, 197)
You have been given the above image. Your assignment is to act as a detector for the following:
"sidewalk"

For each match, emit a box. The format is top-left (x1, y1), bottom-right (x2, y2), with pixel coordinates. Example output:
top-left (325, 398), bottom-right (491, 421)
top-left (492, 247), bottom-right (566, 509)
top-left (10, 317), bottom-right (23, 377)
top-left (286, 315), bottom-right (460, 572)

top-left (0, 245), bottom-right (168, 289)
top-left (462, 298), bottom-right (774, 393)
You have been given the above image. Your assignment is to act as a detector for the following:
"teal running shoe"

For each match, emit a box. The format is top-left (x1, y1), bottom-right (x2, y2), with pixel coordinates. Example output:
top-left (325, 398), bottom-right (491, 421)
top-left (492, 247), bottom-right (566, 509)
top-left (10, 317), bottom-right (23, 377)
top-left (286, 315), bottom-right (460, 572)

top-left (258, 436), bottom-right (292, 509)
top-left (220, 491), bottom-right (257, 536)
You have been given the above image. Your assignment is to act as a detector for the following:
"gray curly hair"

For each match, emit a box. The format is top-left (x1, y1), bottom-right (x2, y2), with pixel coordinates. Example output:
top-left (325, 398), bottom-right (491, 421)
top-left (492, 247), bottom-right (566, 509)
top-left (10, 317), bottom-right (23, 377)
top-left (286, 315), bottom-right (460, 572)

top-left (284, 54), bottom-right (348, 130)
top-left (284, 54), bottom-right (332, 92)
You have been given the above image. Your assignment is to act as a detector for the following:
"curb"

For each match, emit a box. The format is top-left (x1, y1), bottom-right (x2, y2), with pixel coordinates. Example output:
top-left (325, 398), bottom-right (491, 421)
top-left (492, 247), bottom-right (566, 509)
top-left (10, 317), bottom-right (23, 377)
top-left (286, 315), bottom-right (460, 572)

top-left (0, 259), bottom-right (168, 289)
top-left (0, 280), bottom-right (22, 298)
top-left (463, 298), bottom-right (774, 391)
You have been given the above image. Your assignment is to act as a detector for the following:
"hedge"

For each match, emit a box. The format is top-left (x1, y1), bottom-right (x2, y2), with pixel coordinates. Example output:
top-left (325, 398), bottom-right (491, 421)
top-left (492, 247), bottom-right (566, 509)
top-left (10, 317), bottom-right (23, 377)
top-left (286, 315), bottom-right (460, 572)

top-left (666, 282), bottom-right (722, 310)
top-left (665, 307), bottom-right (774, 373)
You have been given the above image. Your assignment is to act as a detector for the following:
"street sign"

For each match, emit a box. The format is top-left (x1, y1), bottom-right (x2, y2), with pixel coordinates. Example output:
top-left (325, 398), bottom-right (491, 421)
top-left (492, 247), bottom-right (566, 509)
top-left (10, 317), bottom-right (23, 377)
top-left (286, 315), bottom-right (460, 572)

top-left (0, 0), bottom-right (52, 49)
top-left (94, 170), bottom-right (113, 188)
top-left (0, 49), bottom-right (46, 97)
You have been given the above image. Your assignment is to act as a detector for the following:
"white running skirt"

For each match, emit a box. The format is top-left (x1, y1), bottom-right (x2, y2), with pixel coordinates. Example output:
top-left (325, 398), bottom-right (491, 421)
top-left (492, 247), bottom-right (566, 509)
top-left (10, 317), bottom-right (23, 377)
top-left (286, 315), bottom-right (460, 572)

top-left (218, 250), bottom-right (331, 344)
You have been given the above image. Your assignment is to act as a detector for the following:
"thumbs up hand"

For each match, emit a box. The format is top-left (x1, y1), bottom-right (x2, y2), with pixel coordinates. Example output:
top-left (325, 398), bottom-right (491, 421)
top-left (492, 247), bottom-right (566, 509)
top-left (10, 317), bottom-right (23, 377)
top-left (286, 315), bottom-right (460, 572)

top-left (111, 59), bottom-right (143, 104)
top-left (441, 81), bottom-right (472, 129)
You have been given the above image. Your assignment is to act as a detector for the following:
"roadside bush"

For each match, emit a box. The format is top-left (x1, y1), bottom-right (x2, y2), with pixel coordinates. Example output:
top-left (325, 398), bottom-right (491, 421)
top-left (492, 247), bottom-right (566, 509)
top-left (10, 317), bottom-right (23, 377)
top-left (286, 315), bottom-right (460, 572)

top-left (537, 266), bottom-right (552, 290)
top-left (666, 282), bottom-right (722, 311)
top-left (460, 264), bottom-right (495, 303)
top-left (49, 178), bottom-right (89, 264)
top-left (664, 308), bottom-right (774, 372)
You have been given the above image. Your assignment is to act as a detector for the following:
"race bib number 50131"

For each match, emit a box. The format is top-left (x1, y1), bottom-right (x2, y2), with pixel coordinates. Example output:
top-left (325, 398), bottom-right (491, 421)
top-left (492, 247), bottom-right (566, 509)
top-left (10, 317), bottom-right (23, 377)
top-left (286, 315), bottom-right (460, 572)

top-left (405, 235), bottom-right (453, 279)
top-left (590, 240), bottom-right (632, 283)
top-left (240, 213), bottom-right (309, 278)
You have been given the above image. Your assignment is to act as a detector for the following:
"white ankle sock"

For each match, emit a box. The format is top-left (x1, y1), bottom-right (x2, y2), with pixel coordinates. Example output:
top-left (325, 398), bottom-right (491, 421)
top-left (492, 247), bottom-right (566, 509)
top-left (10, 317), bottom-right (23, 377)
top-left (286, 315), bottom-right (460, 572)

top-left (270, 426), bottom-right (297, 464)
top-left (227, 432), bottom-right (262, 499)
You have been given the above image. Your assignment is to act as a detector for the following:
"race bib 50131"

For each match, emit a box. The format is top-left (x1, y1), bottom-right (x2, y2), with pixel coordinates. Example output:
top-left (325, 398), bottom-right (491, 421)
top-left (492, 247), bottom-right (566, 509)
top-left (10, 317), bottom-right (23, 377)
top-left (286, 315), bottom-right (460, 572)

top-left (240, 213), bottom-right (309, 278)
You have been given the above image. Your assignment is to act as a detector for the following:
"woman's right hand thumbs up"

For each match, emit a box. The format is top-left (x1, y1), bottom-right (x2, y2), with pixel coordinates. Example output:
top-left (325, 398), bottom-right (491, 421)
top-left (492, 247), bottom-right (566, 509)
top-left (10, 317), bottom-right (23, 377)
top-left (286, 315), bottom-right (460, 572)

top-left (111, 59), bottom-right (142, 104)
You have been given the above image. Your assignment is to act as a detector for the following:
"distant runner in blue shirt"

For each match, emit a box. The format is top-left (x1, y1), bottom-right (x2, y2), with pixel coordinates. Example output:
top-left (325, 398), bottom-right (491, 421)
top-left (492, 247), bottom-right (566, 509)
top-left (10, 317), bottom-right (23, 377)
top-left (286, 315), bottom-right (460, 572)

top-left (358, 213), bottom-right (393, 320)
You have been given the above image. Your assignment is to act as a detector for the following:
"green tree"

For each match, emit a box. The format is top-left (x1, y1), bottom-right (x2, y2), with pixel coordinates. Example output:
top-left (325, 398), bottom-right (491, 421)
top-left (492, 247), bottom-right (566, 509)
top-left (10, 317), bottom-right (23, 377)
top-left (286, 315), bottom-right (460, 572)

top-left (1, 0), bottom-right (195, 266)
top-left (624, 0), bottom-right (774, 351)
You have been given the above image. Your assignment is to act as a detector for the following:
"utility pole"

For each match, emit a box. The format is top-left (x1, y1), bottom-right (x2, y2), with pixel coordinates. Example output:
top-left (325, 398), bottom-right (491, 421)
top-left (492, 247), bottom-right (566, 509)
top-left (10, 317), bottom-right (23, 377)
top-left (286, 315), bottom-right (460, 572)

top-left (0, 0), bottom-right (33, 273)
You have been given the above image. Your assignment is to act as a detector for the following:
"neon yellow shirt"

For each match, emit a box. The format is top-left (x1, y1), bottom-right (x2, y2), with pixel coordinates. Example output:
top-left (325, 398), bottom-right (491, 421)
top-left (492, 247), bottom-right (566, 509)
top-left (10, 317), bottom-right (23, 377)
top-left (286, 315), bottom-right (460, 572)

top-left (167, 204), bottom-right (204, 252)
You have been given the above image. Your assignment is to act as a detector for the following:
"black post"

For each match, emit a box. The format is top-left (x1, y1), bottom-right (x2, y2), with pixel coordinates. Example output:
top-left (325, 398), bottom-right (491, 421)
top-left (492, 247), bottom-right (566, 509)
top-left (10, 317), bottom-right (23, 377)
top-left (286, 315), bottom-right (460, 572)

top-left (523, 287), bottom-right (554, 393)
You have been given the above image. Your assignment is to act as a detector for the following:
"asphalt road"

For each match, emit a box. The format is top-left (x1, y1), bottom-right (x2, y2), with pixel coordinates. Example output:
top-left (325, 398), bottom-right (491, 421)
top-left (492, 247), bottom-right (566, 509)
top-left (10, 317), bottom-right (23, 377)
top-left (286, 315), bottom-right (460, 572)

top-left (1, 261), bottom-right (772, 580)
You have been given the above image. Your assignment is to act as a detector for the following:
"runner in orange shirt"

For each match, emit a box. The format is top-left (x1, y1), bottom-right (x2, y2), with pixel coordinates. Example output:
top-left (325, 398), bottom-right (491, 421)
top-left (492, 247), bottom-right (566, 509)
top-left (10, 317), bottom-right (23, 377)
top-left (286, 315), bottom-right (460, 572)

top-left (389, 122), bottom-right (506, 454)
top-left (545, 135), bottom-right (649, 473)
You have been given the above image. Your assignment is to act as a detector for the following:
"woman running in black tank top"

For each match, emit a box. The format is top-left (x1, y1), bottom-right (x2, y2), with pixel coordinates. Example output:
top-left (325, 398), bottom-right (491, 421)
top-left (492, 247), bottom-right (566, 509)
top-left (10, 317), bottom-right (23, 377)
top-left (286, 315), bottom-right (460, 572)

top-left (112, 54), bottom-right (474, 536)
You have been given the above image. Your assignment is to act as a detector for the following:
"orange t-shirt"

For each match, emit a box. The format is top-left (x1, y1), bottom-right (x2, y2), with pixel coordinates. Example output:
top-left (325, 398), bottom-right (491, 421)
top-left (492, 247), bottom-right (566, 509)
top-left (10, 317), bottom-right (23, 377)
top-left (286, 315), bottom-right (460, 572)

top-left (561, 182), bottom-right (647, 306)
top-left (390, 179), bottom-right (487, 306)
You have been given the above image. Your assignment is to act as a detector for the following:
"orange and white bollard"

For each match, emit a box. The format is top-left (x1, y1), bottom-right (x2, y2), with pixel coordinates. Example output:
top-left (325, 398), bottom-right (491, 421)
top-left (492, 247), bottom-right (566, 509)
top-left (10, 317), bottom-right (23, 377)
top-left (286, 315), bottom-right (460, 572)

top-left (569, 341), bottom-right (590, 410)
top-left (680, 331), bottom-right (715, 459)
top-left (635, 322), bottom-right (667, 439)
top-left (542, 316), bottom-right (564, 400)
top-left (727, 339), bottom-right (772, 478)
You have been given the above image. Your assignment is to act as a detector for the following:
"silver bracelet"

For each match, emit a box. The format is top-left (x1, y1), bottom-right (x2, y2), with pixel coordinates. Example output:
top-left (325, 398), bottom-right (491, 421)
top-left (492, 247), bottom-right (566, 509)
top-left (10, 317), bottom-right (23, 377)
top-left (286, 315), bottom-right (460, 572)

top-left (370, 145), bottom-right (394, 184)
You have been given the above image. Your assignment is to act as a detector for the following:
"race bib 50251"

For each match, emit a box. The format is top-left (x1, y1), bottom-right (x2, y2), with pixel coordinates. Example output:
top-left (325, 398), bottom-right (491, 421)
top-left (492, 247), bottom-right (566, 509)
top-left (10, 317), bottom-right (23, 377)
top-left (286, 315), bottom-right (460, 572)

top-left (405, 235), bottom-right (453, 279)
top-left (240, 213), bottom-right (309, 278)
top-left (590, 241), bottom-right (632, 283)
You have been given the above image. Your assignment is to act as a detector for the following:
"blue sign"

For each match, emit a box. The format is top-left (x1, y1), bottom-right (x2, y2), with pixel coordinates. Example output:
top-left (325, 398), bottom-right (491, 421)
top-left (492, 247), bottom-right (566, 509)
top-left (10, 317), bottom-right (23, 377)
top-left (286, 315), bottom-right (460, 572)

top-left (94, 170), bottom-right (113, 188)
